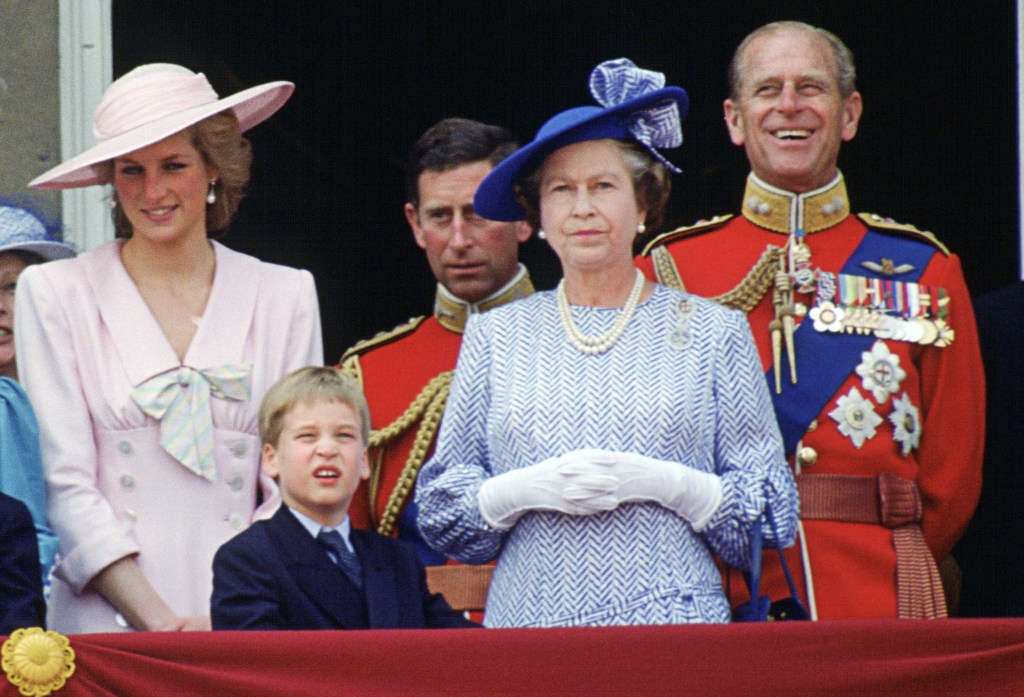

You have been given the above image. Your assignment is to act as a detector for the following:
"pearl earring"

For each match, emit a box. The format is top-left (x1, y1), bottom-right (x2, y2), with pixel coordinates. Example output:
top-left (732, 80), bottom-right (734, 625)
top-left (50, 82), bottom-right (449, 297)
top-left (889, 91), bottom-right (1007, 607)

top-left (637, 222), bottom-right (646, 234)
top-left (109, 197), bottom-right (117, 210)
top-left (538, 229), bottom-right (547, 240)
top-left (206, 180), bottom-right (217, 205)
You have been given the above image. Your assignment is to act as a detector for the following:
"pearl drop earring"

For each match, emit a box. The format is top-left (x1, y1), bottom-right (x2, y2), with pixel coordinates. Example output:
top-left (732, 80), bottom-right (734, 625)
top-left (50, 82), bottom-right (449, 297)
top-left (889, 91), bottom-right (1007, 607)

top-left (538, 229), bottom-right (547, 240)
top-left (109, 197), bottom-right (117, 209)
top-left (637, 222), bottom-right (646, 234)
top-left (207, 180), bottom-right (217, 205)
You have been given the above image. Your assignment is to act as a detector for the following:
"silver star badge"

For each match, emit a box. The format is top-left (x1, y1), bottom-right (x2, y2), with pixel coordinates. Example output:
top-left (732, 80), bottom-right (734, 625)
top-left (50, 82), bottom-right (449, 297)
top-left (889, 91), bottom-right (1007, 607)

top-left (829, 387), bottom-right (883, 448)
top-left (889, 392), bottom-right (922, 456)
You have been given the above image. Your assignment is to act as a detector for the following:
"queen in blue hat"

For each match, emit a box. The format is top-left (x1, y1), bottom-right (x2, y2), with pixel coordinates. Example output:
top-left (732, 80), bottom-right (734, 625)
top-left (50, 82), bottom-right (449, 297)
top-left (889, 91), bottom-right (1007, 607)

top-left (416, 59), bottom-right (798, 626)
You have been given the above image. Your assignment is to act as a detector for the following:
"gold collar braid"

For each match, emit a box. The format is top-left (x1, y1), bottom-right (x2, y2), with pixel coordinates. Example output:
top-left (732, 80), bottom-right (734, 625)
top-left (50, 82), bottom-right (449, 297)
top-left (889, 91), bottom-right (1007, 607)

top-left (740, 172), bottom-right (853, 393)
top-left (742, 172), bottom-right (849, 234)
top-left (433, 266), bottom-right (535, 333)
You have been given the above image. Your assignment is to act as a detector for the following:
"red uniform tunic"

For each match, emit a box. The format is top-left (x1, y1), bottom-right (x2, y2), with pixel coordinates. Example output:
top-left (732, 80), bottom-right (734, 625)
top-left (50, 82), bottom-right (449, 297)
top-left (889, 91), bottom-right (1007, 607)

top-left (342, 316), bottom-right (460, 541)
top-left (339, 270), bottom-right (534, 563)
top-left (636, 174), bottom-right (983, 619)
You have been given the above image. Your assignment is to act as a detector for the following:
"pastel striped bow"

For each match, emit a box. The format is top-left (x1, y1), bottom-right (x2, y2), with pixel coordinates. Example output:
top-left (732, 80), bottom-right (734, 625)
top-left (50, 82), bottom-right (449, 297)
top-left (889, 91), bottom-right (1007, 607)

top-left (130, 363), bottom-right (253, 481)
top-left (589, 57), bottom-right (684, 173)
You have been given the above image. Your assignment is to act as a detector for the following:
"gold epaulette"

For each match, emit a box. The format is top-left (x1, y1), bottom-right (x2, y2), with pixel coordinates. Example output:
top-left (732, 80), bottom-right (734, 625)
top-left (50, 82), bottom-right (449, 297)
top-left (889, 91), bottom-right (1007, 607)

top-left (338, 354), bottom-right (363, 387)
top-left (640, 214), bottom-right (734, 257)
top-left (339, 316), bottom-right (427, 364)
top-left (858, 213), bottom-right (950, 256)
top-left (339, 317), bottom-right (427, 390)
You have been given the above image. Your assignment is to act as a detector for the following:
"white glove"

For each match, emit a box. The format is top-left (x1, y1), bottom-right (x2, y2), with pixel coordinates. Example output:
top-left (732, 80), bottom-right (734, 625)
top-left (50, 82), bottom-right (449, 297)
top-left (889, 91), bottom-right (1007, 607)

top-left (572, 449), bottom-right (723, 531)
top-left (477, 452), bottom-right (620, 530)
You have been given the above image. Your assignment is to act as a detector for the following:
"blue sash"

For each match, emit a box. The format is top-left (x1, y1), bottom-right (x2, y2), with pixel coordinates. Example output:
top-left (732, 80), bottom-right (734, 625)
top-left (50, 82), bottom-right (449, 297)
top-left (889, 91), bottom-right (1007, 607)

top-left (770, 230), bottom-right (938, 457)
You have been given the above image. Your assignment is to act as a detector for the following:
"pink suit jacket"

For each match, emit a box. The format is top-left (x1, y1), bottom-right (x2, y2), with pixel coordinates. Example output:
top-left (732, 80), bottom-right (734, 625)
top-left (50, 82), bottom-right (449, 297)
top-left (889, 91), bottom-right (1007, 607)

top-left (15, 240), bottom-right (323, 634)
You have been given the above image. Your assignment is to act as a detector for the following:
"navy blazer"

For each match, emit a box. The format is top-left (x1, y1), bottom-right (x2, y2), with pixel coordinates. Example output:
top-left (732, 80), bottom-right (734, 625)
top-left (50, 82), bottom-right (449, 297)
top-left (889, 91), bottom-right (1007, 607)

top-left (211, 505), bottom-right (476, 630)
top-left (0, 492), bottom-right (45, 634)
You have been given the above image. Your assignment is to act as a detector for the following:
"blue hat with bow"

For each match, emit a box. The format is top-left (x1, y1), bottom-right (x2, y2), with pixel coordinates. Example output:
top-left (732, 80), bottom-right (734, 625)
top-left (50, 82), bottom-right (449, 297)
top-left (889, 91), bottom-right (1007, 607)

top-left (473, 58), bottom-right (688, 222)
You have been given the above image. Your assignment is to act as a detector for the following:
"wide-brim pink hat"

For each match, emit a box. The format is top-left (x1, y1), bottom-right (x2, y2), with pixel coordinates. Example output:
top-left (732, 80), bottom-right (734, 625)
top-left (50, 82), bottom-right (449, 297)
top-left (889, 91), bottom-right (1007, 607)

top-left (29, 63), bottom-right (294, 190)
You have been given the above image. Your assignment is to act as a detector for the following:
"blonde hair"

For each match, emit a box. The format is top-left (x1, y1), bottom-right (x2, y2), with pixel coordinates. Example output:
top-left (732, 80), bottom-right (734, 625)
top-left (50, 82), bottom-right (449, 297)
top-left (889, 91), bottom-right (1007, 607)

top-left (259, 366), bottom-right (371, 448)
top-left (92, 110), bottom-right (253, 238)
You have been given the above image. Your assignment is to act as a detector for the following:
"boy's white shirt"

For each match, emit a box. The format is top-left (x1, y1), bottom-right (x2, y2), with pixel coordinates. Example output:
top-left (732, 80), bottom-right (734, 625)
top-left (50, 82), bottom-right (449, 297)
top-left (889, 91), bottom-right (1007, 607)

top-left (288, 506), bottom-right (356, 554)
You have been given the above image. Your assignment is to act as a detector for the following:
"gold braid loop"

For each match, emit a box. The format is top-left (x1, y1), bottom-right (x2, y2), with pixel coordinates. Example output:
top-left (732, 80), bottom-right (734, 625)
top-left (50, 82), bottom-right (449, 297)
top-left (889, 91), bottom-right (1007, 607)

top-left (374, 372), bottom-right (453, 536)
top-left (369, 372), bottom-right (452, 448)
top-left (710, 244), bottom-right (785, 313)
top-left (338, 355), bottom-right (363, 387)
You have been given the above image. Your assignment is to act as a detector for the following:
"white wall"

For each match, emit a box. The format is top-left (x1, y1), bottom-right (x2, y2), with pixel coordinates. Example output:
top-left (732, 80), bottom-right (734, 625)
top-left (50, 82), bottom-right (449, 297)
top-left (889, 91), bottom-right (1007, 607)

top-left (58, 0), bottom-right (113, 251)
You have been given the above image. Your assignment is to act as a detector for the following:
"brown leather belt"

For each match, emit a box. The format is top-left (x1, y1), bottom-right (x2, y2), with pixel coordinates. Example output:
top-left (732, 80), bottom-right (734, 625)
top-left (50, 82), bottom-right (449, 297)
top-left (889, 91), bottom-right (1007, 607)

top-left (796, 472), bottom-right (946, 619)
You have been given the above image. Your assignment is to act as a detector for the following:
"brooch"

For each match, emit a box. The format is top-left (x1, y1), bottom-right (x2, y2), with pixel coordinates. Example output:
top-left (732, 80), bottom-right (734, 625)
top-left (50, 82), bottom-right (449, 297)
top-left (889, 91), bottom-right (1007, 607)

top-left (668, 297), bottom-right (696, 350)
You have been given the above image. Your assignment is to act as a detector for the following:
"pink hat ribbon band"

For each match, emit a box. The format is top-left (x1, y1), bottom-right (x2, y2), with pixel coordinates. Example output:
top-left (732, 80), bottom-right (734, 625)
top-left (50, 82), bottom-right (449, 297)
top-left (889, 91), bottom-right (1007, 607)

top-left (93, 66), bottom-right (219, 142)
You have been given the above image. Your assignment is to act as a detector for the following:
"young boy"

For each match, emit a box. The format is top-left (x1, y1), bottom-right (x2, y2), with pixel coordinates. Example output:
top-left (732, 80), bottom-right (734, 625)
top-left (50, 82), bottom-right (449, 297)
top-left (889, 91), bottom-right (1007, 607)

top-left (1, 492), bottom-right (45, 634)
top-left (211, 366), bottom-right (475, 630)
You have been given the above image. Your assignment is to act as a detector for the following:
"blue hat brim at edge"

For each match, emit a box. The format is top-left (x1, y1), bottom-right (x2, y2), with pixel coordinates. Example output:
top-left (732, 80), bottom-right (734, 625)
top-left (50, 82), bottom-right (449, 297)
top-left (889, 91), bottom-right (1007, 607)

top-left (473, 85), bottom-right (688, 222)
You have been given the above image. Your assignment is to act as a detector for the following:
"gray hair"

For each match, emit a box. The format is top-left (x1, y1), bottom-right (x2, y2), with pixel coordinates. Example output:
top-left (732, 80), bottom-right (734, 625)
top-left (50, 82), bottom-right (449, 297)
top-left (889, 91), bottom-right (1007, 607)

top-left (728, 21), bottom-right (857, 100)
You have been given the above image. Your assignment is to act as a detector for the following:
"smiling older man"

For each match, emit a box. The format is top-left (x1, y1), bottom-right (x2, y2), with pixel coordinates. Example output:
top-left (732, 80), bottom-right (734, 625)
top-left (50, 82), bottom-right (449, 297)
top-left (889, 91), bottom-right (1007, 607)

top-left (636, 21), bottom-right (983, 619)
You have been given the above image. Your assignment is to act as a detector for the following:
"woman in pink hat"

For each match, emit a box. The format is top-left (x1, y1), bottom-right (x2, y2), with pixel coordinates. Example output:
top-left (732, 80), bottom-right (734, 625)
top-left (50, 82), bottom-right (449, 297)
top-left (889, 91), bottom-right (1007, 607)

top-left (16, 64), bottom-right (323, 634)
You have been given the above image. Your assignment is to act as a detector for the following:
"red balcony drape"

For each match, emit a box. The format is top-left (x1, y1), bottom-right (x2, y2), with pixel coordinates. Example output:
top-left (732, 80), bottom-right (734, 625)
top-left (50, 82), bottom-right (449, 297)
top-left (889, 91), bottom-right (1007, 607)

top-left (3, 619), bottom-right (1023, 696)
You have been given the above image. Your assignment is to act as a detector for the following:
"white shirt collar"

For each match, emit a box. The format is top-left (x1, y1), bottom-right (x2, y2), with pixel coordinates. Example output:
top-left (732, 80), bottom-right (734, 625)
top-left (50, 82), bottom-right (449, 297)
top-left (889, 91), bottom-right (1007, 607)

top-left (288, 506), bottom-right (355, 553)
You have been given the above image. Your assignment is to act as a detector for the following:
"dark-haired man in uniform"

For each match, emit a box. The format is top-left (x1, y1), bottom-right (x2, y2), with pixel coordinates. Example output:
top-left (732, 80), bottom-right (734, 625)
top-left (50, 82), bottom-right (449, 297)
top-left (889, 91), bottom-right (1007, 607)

top-left (637, 21), bottom-right (983, 619)
top-left (340, 118), bottom-right (532, 566)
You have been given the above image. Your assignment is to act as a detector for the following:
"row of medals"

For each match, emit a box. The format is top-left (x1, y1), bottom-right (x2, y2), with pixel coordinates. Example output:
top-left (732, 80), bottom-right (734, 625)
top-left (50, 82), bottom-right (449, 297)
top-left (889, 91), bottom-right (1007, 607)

top-left (791, 237), bottom-right (954, 348)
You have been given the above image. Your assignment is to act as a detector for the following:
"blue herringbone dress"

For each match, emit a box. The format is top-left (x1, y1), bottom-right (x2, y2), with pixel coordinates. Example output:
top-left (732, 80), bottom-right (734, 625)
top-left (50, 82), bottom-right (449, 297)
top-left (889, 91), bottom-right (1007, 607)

top-left (416, 285), bottom-right (797, 627)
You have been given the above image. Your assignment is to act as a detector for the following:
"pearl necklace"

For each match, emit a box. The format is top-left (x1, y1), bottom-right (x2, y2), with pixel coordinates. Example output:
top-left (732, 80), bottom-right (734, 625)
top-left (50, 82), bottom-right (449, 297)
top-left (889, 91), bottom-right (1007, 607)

top-left (557, 269), bottom-right (646, 356)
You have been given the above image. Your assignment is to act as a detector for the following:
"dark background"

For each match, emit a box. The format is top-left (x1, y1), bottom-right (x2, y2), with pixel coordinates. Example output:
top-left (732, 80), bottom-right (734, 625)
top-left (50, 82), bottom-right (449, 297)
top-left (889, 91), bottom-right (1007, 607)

top-left (113, 1), bottom-right (1019, 362)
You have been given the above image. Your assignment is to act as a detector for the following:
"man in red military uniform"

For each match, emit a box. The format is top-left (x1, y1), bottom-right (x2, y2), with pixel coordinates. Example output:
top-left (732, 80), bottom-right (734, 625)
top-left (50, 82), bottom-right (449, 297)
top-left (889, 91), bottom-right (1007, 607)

top-left (340, 118), bottom-right (532, 564)
top-left (636, 21), bottom-right (983, 619)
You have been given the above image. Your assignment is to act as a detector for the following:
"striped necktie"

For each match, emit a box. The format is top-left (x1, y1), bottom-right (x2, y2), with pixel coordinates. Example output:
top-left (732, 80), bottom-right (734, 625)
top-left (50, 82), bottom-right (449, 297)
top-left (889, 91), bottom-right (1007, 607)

top-left (317, 529), bottom-right (363, 589)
